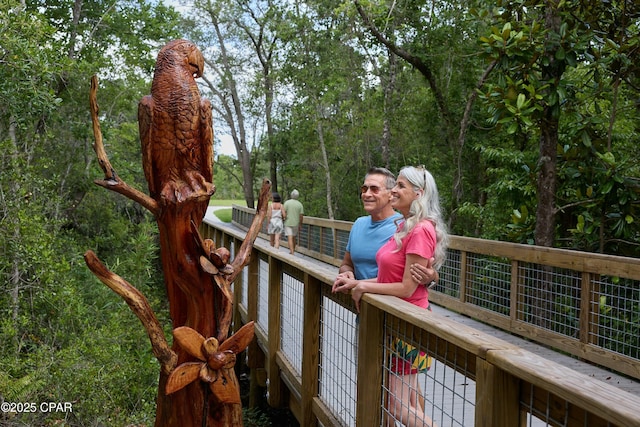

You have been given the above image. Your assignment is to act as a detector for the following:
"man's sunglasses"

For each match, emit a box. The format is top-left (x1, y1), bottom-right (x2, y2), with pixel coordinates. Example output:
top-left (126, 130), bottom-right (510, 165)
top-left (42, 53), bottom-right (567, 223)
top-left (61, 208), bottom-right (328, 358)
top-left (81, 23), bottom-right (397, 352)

top-left (360, 185), bottom-right (383, 194)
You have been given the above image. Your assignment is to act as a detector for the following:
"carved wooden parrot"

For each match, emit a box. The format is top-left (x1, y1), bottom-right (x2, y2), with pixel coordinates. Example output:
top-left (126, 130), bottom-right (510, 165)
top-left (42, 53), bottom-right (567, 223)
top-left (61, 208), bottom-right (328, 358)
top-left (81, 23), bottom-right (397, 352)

top-left (138, 39), bottom-right (215, 207)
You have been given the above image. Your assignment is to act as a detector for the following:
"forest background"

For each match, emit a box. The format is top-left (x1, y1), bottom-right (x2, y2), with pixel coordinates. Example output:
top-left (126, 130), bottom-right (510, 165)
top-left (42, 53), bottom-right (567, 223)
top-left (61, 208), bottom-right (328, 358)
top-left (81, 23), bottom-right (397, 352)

top-left (1, 0), bottom-right (639, 425)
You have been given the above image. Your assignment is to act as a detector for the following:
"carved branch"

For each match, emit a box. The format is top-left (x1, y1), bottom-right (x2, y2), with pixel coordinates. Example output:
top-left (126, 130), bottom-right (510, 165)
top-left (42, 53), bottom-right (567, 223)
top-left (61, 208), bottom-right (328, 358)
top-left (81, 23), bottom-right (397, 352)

top-left (92, 177), bottom-right (159, 214)
top-left (90, 75), bottom-right (115, 181)
top-left (89, 75), bottom-right (159, 215)
top-left (229, 178), bottom-right (272, 280)
top-left (84, 250), bottom-right (177, 374)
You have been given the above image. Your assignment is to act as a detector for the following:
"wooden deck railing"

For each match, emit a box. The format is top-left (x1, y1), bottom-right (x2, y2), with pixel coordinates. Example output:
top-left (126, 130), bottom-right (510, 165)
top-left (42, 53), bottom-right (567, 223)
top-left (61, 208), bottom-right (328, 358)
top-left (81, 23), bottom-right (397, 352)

top-left (232, 205), bottom-right (640, 381)
top-left (199, 206), bottom-right (640, 426)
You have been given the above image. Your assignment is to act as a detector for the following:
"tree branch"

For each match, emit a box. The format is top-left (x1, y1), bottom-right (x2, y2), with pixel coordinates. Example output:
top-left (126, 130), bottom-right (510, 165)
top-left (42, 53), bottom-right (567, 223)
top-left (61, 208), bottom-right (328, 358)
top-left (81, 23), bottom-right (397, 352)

top-left (229, 178), bottom-right (272, 280)
top-left (84, 250), bottom-right (177, 374)
top-left (353, 0), bottom-right (452, 126)
top-left (452, 60), bottom-right (497, 203)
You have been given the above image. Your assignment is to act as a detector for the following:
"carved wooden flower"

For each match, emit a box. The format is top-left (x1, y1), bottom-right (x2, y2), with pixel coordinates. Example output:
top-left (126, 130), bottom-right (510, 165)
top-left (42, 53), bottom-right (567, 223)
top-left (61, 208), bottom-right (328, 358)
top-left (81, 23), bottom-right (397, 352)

top-left (165, 321), bottom-right (254, 403)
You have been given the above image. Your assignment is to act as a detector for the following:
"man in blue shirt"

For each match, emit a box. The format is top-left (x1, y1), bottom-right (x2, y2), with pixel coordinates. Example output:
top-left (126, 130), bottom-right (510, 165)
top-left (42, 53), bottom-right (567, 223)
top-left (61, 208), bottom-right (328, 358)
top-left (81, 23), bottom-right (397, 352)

top-left (334, 167), bottom-right (438, 283)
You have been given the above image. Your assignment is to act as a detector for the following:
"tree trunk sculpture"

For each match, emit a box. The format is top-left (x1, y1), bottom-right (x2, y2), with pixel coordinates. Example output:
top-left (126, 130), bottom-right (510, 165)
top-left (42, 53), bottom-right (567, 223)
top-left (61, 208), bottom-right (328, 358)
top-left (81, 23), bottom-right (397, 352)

top-left (84, 39), bottom-right (270, 426)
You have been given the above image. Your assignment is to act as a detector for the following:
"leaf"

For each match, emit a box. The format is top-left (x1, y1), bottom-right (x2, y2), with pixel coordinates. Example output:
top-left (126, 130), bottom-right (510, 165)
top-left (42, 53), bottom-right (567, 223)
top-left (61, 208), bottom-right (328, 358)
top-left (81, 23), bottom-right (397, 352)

top-left (173, 327), bottom-right (206, 361)
top-left (166, 362), bottom-right (202, 395)
top-left (501, 22), bottom-right (511, 40)
top-left (210, 368), bottom-right (241, 404)
top-left (219, 321), bottom-right (255, 353)
top-left (601, 180), bottom-right (613, 195)
top-left (200, 255), bottom-right (219, 275)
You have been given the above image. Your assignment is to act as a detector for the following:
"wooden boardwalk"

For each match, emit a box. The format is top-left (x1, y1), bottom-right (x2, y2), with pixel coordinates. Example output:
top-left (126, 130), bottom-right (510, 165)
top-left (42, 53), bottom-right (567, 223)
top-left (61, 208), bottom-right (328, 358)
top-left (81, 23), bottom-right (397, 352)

top-left (204, 209), bottom-right (640, 425)
top-left (261, 245), bottom-right (640, 426)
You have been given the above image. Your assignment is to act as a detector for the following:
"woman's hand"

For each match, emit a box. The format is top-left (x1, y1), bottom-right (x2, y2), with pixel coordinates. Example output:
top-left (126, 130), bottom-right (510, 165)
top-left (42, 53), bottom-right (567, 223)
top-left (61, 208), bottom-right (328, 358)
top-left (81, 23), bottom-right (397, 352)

top-left (409, 258), bottom-right (439, 287)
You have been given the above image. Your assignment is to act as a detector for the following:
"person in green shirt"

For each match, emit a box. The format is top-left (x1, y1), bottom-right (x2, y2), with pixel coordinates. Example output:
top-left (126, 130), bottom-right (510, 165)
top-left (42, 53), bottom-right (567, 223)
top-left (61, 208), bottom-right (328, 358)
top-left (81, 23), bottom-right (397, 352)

top-left (283, 189), bottom-right (304, 254)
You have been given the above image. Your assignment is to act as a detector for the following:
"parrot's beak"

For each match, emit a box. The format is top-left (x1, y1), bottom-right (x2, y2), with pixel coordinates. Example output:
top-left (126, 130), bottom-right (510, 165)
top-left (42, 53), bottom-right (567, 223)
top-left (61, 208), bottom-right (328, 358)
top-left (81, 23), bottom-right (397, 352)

top-left (189, 48), bottom-right (205, 78)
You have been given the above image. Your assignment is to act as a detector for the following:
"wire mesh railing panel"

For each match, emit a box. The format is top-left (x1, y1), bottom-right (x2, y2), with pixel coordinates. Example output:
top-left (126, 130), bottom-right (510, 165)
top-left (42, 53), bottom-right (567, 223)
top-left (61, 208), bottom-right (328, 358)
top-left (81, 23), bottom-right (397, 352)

top-left (299, 223), bottom-right (310, 250)
top-left (318, 288), bottom-right (358, 427)
top-left (241, 263), bottom-right (249, 310)
top-left (520, 382), bottom-right (613, 427)
top-left (232, 208), bottom-right (250, 228)
top-left (517, 264), bottom-right (582, 338)
top-left (336, 228), bottom-right (350, 261)
top-left (321, 228), bottom-right (335, 258)
top-left (438, 249), bottom-right (461, 298)
top-left (590, 276), bottom-right (640, 359)
top-left (383, 315), bottom-right (476, 427)
top-left (280, 265), bottom-right (304, 375)
top-left (256, 255), bottom-right (269, 334)
top-left (465, 254), bottom-right (511, 316)
top-left (308, 225), bottom-right (321, 253)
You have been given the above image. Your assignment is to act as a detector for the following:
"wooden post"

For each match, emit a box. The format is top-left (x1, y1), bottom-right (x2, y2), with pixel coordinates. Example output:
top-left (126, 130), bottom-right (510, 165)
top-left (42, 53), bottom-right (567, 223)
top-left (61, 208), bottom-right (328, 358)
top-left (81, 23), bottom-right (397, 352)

top-left (581, 272), bottom-right (596, 345)
top-left (511, 260), bottom-right (520, 322)
top-left (356, 300), bottom-right (384, 427)
top-left (460, 250), bottom-right (468, 303)
top-left (267, 255), bottom-right (285, 407)
top-left (301, 274), bottom-right (322, 426)
top-left (475, 357), bottom-right (521, 427)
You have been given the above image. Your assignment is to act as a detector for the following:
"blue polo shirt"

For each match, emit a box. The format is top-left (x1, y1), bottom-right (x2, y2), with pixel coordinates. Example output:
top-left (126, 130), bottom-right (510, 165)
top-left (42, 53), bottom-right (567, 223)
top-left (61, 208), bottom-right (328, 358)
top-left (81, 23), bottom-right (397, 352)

top-left (346, 213), bottom-right (402, 280)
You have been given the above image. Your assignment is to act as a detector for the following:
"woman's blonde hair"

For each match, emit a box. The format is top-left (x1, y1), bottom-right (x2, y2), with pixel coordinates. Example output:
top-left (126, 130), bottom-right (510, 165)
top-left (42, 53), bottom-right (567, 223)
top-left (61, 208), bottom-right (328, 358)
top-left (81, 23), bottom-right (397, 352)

top-left (392, 166), bottom-right (449, 269)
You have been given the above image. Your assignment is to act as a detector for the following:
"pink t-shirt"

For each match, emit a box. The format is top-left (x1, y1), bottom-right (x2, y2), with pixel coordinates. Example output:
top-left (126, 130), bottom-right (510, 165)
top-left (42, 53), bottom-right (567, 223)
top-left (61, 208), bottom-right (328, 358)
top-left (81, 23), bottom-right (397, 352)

top-left (375, 220), bottom-right (437, 308)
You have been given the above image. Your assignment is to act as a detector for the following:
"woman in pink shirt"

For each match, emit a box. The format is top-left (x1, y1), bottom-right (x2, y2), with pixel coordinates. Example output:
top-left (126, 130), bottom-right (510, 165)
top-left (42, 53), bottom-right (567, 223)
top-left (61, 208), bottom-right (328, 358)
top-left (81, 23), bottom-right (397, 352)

top-left (333, 165), bottom-right (448, 427)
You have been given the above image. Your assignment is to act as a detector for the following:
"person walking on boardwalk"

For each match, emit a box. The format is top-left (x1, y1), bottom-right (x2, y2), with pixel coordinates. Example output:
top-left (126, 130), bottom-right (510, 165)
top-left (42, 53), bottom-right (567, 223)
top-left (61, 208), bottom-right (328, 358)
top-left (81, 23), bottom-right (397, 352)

top-left (283, 189), bottom-right (304, 255)
top-left (267, 192), bottom-right (285, 249)
top-left (333, 165), bottom-right (449, 427)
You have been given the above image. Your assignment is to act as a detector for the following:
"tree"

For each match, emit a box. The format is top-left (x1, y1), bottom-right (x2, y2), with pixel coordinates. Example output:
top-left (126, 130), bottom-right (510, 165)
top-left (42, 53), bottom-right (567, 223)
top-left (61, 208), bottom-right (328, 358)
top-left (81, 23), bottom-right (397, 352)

top-left (234, 0), bottom-right (283, 192)
top-left (477, 0), bottom-right (640, 249)
top-left (352, 0), bottom-right (496, 228)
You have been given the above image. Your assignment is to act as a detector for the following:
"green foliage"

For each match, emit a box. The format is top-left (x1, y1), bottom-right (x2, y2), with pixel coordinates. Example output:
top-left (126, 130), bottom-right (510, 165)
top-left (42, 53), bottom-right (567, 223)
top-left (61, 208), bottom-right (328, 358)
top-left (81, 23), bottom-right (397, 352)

top-left (1, 0), bottom-right (640, 423)
top-left (471, 0), bottom-right (640, 247)
top-left (0, 0), bottom-right (180, 424)
top-left (243, 407), bottom-right (272, 427)
top-left (212, 155), bottom-right (248, 200)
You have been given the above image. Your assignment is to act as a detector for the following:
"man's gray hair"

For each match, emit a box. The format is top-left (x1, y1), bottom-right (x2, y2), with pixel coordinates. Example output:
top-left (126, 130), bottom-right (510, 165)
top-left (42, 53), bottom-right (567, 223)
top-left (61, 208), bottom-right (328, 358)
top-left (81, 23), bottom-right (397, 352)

top-left (291, 189), bottom-right (299, 199)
